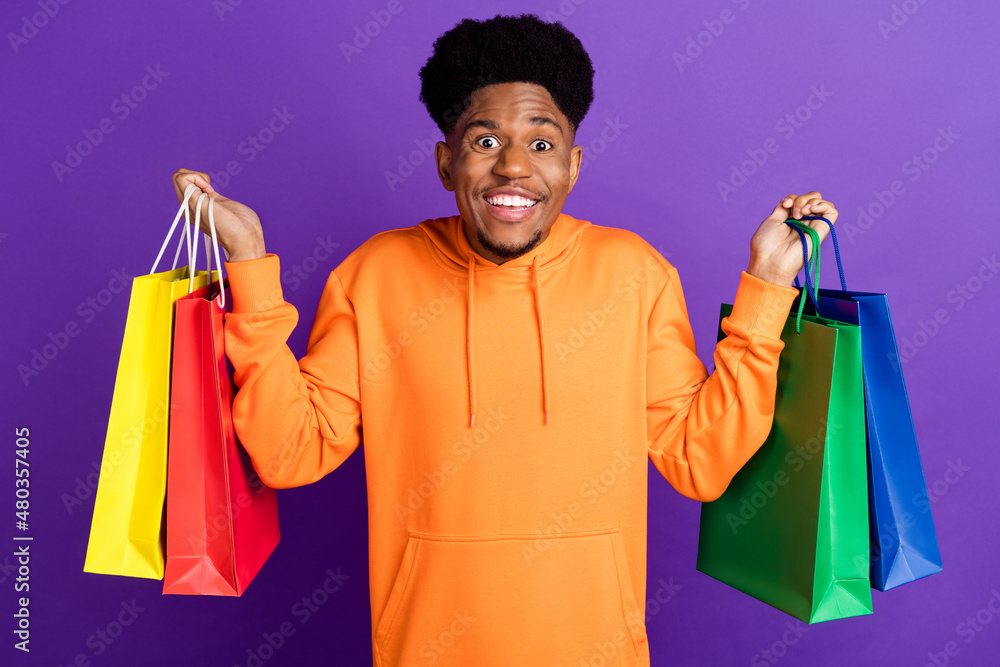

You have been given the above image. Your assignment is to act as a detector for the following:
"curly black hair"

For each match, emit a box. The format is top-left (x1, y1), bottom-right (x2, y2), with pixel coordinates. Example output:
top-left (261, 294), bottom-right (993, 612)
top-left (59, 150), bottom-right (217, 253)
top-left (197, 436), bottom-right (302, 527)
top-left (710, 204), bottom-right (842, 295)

top-left (418, 14), bottom-right (595, 137)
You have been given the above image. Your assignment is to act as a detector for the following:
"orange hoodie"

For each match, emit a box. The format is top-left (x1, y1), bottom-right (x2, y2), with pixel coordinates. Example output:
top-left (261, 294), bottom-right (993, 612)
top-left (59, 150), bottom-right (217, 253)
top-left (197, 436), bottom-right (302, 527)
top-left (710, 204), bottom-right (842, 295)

top-left (222, 212), bottom-right (798, 666)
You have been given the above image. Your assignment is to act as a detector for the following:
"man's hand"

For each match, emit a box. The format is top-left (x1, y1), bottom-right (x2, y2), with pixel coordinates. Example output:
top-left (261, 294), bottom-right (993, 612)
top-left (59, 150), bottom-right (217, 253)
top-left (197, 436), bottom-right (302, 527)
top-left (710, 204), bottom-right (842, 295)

top-left (171, 168), bottom-right (266, 262)
top-left (746, 191), bottom-right (838, 287)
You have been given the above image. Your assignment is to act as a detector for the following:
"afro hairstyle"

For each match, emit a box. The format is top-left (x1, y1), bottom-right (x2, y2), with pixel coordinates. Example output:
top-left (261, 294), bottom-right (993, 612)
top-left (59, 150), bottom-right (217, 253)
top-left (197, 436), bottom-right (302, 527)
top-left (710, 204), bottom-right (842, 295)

top-left (418, 14), bottom-right (595, 138)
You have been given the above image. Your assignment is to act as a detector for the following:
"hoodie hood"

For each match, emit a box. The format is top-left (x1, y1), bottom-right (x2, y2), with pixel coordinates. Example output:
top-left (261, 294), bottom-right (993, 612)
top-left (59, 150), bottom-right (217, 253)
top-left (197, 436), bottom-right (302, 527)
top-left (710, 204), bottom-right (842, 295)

top-left (418, 212), bottom-right (591, 428)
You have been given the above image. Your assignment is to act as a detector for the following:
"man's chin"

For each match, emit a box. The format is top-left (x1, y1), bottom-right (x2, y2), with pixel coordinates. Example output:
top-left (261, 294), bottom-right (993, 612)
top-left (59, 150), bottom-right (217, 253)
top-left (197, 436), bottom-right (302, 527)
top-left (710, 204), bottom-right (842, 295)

top-left (476, 222), bottom-right (544, 261)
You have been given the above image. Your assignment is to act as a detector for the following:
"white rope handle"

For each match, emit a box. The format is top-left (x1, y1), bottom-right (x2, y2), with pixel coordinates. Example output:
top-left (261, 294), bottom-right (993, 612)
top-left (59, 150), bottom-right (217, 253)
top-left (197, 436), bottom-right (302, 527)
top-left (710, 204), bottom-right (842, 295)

top-left (188, 193), bottom-right (208, 293)
top-left (206, 196), bottom-right (226, 308)
top-left (151, 184), bottom-right (199, 275)
top-left (189, 194), bottom-right (227, 307)
top-left (169, 190), bottom-right (195, 272)
top-left (151, 183), bottom-right (226, 306)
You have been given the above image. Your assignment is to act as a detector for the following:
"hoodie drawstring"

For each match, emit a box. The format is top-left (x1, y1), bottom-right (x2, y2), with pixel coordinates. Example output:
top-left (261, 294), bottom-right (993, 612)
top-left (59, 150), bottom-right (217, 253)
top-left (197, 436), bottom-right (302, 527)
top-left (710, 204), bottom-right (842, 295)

top-left (467, 254), bottom-right (477, 428)
top-left (465, 253), bottom-right (550, 427)
top-left (532, 255), bottom-right (550, 425)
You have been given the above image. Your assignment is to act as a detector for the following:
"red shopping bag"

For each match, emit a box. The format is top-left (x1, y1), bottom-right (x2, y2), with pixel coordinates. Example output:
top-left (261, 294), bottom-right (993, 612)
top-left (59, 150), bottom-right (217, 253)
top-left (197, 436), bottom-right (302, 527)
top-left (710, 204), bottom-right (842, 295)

top-left (163, 196), bottom-right (280, 596)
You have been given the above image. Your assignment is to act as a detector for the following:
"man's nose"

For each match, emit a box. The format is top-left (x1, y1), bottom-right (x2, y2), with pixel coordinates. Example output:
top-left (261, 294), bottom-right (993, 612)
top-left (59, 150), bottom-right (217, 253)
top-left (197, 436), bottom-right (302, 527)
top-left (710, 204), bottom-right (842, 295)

top-left (492, 143), bottom-right (533, 179)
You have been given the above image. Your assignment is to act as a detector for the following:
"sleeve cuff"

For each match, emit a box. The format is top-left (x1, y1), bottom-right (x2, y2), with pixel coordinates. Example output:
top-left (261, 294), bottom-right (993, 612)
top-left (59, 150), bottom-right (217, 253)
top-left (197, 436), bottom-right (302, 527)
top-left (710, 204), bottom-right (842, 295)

top-left (726, 271), bottom-right (799, 340)
top-left (224, 253), bottom-right (286, 313)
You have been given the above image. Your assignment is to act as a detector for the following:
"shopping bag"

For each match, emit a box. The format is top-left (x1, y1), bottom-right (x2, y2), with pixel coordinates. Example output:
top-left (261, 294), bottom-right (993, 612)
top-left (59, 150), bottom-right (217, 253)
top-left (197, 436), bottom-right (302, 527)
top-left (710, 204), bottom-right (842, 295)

top-left (85, 185), bottom-right (213, 579)
top-left (163, 196), bottom-right (280, 595)
top-left (696, 220), bottom-right (872, 623)
top-left (796, 216), bottom-right (942, 591)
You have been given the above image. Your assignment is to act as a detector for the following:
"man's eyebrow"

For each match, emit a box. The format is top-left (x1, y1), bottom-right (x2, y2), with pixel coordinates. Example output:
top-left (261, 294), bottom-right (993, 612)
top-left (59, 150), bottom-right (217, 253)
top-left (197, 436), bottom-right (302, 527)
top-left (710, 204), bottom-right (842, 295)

top-left (462, 115), bottom-right (564, 136)
top-left (529, 115), bottom-right (563, 133)
top-left (463, 118), bottom-right (499, 134)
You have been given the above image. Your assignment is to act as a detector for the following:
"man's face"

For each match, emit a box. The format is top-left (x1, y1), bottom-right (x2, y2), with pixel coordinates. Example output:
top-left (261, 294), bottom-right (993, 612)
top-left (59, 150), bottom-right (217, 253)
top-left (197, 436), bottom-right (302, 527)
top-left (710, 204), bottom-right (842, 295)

top-left (434, 82), bottom-right (583, 264)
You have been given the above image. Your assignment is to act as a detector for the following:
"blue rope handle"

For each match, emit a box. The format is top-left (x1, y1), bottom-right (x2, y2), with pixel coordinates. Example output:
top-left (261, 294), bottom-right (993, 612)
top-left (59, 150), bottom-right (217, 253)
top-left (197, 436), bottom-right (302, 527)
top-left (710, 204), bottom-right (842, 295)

top-left (800, 215), bottom-right (847, 291)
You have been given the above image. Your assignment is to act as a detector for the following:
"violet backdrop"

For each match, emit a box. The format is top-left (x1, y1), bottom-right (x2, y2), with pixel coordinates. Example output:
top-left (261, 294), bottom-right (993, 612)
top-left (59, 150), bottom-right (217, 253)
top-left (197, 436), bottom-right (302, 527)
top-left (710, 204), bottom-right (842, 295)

top-left (2, 0), bottom-right (998, 665)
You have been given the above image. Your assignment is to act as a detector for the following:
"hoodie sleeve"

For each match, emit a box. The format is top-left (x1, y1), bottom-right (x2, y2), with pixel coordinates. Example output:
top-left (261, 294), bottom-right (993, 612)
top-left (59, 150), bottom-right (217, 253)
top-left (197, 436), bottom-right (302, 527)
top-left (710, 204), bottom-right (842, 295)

top-left (222, 253), bottom-right (363, 489)
top-left (646, 267), bottom-right (798, 501)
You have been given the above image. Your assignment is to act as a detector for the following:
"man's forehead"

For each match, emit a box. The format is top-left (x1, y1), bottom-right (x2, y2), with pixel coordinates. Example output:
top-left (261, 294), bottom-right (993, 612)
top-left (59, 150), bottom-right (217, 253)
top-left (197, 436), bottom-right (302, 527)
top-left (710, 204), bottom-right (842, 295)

top-left (461, 115), bottom-right (564, 135)
top-left (459, 85), bottom-right (567, 129)
top-left (466, 82), bottom-right (558, 109)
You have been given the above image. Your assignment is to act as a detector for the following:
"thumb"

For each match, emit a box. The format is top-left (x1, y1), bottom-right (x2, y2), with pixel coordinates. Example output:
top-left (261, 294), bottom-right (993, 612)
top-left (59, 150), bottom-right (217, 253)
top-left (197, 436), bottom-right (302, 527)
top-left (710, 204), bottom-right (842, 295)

top-left (767, 195), bottom-right (795, 222)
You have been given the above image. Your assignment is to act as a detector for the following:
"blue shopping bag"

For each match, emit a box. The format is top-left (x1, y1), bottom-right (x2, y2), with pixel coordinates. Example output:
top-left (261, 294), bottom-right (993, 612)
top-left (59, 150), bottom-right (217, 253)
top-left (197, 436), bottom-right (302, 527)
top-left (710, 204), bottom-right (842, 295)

top-left (792, 217), bottom-right (943, 591)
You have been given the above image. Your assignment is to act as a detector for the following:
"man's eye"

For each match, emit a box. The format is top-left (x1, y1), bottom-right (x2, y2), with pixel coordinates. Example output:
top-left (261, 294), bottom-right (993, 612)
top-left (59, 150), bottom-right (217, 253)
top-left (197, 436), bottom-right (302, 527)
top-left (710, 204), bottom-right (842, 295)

top-left (476, 136), bottom-right (499, 149)
top-left (532, 140), bottom-right (553, 152)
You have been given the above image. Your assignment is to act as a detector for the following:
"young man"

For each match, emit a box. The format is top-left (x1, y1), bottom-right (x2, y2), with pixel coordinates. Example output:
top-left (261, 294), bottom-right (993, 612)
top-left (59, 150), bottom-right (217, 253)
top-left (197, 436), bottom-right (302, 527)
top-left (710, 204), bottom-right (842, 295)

top-left (173, 14), bottom-right (837, 666)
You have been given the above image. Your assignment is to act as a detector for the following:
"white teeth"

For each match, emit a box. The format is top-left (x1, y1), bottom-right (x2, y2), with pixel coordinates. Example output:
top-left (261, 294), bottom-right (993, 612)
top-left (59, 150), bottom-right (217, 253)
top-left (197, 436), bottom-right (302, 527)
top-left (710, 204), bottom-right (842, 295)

top-left (487, 195), bottom-right (537, 208)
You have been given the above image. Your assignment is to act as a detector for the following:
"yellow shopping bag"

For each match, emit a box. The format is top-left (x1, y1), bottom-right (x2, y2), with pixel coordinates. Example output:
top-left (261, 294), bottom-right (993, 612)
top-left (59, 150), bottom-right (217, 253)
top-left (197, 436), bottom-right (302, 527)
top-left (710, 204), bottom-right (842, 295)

top-left (84, 186), bottom-right (216, 579)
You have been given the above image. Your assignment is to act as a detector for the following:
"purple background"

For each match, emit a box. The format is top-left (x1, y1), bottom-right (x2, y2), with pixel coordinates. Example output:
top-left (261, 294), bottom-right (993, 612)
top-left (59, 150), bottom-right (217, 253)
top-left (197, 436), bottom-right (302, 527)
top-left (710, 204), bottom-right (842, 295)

top-left (3, 0), bottom-right (998, 665)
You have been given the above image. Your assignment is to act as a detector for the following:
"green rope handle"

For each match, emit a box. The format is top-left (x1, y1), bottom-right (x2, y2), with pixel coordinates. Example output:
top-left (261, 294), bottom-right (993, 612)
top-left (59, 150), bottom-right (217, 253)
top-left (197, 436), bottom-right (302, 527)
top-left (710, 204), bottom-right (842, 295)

top-left (788, 220), bottom-right (822, 334)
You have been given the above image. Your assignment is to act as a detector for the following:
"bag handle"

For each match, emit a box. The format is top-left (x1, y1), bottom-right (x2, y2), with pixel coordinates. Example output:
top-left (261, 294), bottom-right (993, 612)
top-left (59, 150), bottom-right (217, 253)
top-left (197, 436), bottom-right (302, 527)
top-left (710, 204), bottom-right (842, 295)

top-left (786, 220), bottom-right (821, 333)
top-left (149, 185), bottom-right (224, 304)
top-left (782, 215), bottom-right (845, 334)
top-left (151, 184), bottom-right (199, 275)
top-left (788, 216), bottom-right (846, 292)
top-left (202, 195), bottom-right (226, 308)
top-left (186, 193), bottom-right (226, 307)
top-left (786, 220), bottom-right (822, 309)
top-left (800, 215), bottom-right (846, 291)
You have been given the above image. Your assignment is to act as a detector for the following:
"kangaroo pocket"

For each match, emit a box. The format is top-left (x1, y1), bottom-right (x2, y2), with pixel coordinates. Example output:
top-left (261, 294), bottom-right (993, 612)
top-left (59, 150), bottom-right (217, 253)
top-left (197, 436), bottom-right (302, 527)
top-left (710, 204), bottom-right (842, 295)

top-left (373, 526), bottom-right (648, 666)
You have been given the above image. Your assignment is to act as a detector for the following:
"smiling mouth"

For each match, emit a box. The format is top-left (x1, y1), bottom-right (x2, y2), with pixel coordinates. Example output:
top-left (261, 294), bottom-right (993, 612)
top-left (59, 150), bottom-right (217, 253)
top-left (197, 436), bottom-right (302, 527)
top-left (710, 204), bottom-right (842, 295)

top-left (483, 194), bottom-right (539, 211)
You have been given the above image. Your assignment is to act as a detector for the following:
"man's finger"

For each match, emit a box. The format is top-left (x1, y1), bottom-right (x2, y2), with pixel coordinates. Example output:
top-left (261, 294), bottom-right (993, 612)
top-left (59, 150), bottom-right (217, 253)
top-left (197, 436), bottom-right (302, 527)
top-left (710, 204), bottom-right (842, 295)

top-left (799, 197), bottom-right (824, 216)
top-left (805, 200), bottom-right (838, 224)
top-left (792, 191), bottom-right (822, 219)
top-left (190, 172), bottom-right (216, 195)
top-left (769, 199), bottom-right (793, 220)
top-left (797, 205), bottom-right (838, 245)
top-left (172, 169), bottom-right (216, 204)
top-left (800, 200), bottom-right (838, 228)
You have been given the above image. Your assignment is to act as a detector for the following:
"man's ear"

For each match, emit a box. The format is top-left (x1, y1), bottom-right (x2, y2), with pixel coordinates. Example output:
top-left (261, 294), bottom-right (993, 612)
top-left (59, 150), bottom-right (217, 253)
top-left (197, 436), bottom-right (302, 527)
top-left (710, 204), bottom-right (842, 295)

top-left (566, 143), bottom-right (583, 194)
top-left (435, 139), bottom-right (455, 191)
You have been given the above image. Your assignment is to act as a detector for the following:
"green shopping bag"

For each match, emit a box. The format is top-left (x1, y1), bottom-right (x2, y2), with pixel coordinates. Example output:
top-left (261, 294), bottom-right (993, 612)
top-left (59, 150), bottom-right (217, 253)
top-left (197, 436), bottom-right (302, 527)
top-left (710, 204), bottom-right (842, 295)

top-left (696, 221), bottom-right (872, 623)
